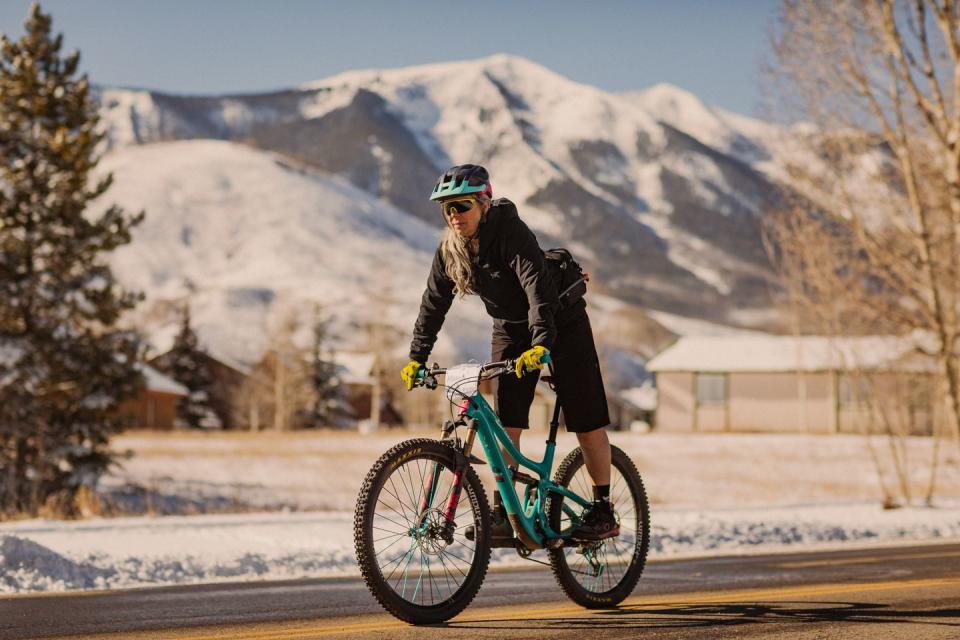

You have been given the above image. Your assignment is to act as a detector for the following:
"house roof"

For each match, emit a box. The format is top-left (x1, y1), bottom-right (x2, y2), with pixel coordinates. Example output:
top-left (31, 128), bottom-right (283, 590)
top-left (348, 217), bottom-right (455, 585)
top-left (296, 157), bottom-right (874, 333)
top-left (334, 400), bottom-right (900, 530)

top-left (204, 349), bottom-right (252, 376)
top-left (620, 382), bottom-right (657, 411)
top-left (1, 344), bottom-right (189, 395)
top-left (149, 347), bottom-right (252, 377)
top-left (646, 334), bottom-right (927, 373)
top-left (140, 363), bottom-right (189, 395)
top-left (334, 351), bottom-right (376, 385)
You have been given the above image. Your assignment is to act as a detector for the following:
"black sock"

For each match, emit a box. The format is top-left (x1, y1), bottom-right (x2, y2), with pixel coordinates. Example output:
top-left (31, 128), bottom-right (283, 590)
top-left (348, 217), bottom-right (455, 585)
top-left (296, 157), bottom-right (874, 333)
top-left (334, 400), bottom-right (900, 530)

top-left (593, 484), bottom-right (610, 505)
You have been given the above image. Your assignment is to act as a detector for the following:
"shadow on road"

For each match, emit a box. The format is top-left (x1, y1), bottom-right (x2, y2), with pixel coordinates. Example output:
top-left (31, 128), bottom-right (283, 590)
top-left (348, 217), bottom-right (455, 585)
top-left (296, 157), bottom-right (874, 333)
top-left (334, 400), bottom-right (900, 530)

top-left (441, 601), bottom-right (960, 632)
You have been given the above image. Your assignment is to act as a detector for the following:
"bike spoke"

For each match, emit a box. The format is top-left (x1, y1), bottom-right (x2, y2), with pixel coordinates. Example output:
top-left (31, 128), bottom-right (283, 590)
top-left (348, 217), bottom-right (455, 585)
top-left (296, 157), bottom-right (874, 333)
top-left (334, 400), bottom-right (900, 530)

top-left (575, 469), bottom-right (591, 501)
top-left (384, 541), bottom-right (417, 585)
top-left (372, 527), bottom-right (408, 544)
top-left (437, 549), bottom-right (470, 579)
top-left (451, 531), bottom-right (476, 552)
top-left (368, 453), bottom-right (482, 608)
top-left (611, 473), bottom-right (625, 501)
top-left (381, 543), bottom-right (416, 574)
top-left (611, 475), bottom-right (630, 507)
top-left (434, 546), bottom-right (459, 598)
top-left (555, 460), bottom-right (647, 595)
top-left (439, 547), bottom-right (472, 567)
top-left (415, 458), bottom-right (428, 515)
top-left (371, 511), bottom-right (410, 532)
top-left (427, 552), bottom-right (437, 605)
top-left (394, 472), bottom-right (422, 527)
top-left (381, 479), bottom-right (416, 524)
top-left (411, 550), bottom-right (426, 603)
top-left (374, 538), bottom-right (411, 566)
top-left (396, 544), bottom-right (419, 597)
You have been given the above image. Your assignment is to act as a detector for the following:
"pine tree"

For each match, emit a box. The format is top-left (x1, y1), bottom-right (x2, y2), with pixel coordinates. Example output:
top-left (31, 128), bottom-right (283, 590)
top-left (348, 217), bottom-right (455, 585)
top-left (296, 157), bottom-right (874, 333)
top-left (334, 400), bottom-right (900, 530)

top-left (0, 4), bottom-right (145, 517)
top-left (308, 308), bottom-right (351, 428)
top-left (163, 304), bottom-right (220, 429)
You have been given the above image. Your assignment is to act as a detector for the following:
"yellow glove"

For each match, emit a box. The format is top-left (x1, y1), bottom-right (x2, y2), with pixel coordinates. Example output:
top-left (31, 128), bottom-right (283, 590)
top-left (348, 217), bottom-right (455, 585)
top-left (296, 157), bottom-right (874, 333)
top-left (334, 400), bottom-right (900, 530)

top-left (400, 360), bottom-right (424, 391)
top-left (515, 346), bottom-right (550, 378)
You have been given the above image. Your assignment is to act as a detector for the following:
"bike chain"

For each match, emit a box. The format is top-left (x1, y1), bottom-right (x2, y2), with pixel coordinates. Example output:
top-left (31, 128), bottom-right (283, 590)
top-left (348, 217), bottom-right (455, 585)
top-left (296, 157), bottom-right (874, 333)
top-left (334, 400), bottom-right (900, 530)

top-left (516, 546), bottom-right (604, 576)
top-left (521, 555), bottom-right (552, 569)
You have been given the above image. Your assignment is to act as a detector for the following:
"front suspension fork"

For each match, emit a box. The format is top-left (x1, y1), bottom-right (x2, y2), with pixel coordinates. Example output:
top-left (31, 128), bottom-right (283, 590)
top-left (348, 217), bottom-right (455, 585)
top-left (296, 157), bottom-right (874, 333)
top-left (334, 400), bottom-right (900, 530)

top-left (418, 420), bottom-right (478, 542)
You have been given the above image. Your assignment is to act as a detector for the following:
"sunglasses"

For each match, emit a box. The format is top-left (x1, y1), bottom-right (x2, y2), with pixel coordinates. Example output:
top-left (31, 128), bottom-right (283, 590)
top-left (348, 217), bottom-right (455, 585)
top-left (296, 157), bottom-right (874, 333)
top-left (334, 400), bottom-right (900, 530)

top-left (441, 198), bottom-right (477, 217)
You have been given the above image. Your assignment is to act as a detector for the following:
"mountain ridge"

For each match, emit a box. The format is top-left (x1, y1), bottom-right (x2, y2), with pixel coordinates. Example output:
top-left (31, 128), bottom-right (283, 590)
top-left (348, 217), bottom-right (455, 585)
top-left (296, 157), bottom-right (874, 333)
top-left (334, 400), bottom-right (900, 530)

top-left (93, 54), bottom-right (794, 372)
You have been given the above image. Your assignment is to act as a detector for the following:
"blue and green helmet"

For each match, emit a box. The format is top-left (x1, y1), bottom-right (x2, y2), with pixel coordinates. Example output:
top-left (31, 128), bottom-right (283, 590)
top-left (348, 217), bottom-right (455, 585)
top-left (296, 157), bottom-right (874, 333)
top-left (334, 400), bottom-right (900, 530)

top-left (429, 164), bottom-right (493, 201)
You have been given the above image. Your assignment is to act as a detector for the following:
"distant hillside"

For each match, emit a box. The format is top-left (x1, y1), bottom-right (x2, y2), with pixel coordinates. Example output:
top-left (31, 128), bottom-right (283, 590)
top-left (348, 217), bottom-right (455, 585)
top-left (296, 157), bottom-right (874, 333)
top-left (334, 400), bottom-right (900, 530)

top-left (96, 54), bottom-right (794, 331)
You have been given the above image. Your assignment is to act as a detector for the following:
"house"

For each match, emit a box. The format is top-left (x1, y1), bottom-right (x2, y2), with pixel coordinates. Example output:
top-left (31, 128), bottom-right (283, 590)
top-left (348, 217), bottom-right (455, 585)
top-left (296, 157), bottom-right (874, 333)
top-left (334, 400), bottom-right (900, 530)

top-left (116, 364), bottom-right (188, 430)
top-left (646, 334), bottom-right (935, 435)
top-left (333, 351), bottom-right (402, 430)
top-left (148, 349), bottom-right (250, 430)
top-left (0, 345), bottom-right (188, 430)
top-left (612, 382), bottom-right (657, 432)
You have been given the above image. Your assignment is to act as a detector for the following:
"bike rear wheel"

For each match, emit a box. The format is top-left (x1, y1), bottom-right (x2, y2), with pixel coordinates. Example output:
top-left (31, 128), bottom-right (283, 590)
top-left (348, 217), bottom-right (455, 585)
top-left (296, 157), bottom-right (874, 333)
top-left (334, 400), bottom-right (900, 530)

top-left (547, 444), bottom-right (650, 608)
top-left (354, 438), bottom-right (491, 624)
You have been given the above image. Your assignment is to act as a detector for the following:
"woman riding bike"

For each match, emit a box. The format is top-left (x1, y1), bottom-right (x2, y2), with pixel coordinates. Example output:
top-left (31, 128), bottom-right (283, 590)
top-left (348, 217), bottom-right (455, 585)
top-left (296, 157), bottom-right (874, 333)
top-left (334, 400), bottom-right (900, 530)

top-left (400, 164), bottom-right (617, 542)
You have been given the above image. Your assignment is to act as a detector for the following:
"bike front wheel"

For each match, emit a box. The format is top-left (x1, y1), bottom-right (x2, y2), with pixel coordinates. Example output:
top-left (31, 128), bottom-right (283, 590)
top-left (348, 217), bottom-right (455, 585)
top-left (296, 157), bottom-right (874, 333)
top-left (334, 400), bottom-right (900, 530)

top-left (547, 444), bottom-right (650, 608)
top-left (354, 438), bottom-right (491, 624)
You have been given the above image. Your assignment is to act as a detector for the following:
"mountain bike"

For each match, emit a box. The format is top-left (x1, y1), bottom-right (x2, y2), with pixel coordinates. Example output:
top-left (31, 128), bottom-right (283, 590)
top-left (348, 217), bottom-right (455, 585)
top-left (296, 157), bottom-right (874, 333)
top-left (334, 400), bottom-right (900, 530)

top-left (353, 356), bottom-right (650, 624)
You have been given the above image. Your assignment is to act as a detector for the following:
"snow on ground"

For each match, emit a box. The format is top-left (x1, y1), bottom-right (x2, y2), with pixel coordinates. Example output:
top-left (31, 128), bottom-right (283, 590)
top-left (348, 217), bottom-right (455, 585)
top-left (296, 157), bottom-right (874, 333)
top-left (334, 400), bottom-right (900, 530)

top-left (2, 430), bottom-right (959, 593)
top-left (3, 505), bottom-right (959, 594)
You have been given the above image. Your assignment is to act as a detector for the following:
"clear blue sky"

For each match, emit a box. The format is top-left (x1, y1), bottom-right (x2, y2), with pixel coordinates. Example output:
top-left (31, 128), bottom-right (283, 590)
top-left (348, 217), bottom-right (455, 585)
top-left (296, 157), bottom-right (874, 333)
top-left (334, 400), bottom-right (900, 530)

top-left (0, 0), bottom-right (781, 117)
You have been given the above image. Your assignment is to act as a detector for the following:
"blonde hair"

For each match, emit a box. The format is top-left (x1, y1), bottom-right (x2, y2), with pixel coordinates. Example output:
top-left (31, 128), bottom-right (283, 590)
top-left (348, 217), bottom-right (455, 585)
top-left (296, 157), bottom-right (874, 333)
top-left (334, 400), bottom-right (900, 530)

top-left (439, 195), bottom-right (490, 298)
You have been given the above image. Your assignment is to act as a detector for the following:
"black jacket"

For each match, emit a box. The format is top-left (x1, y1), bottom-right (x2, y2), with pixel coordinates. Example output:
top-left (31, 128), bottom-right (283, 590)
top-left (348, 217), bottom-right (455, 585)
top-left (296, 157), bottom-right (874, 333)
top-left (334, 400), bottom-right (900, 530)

top-left (408, 198), bottom-right (560, 363)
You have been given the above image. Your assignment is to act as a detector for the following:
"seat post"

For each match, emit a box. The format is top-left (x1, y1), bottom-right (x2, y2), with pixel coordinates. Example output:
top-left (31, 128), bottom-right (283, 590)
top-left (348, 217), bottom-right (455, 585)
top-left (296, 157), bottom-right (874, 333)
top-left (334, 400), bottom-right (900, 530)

top-left (547, 397), bottom-right (561, 445)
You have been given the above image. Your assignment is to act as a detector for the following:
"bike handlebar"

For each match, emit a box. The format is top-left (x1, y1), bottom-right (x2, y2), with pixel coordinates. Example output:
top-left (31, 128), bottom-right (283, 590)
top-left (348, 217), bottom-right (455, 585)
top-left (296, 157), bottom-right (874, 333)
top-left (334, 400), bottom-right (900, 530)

top-left (414, 353), bottom-right (552, 388)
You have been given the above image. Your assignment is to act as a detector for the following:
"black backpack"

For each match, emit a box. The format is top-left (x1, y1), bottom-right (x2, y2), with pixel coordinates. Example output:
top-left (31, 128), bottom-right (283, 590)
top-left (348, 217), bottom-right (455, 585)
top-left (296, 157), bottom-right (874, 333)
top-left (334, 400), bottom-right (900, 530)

top-left (543, 248), bottom-right (589, 310)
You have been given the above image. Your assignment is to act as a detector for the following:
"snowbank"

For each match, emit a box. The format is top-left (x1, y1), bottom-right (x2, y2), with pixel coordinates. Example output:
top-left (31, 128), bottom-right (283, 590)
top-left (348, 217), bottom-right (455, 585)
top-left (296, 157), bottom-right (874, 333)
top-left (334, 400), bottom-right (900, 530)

top-left (3, 504), bottom-right (959, 594)
top-left (4, 431), bottom-right (958, 594)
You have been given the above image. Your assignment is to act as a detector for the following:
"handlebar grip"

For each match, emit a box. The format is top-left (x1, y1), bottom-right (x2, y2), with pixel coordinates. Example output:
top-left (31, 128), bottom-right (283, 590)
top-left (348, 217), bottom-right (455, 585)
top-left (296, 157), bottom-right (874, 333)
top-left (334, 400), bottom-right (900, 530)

top-left (540, 352), bottom-right (552, 364)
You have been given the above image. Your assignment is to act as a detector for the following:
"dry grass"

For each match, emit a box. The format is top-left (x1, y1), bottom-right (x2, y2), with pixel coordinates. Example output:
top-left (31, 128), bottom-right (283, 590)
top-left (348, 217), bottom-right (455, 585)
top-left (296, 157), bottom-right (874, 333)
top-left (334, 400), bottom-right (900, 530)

top-left (98, 428), bottom-right (960, 516)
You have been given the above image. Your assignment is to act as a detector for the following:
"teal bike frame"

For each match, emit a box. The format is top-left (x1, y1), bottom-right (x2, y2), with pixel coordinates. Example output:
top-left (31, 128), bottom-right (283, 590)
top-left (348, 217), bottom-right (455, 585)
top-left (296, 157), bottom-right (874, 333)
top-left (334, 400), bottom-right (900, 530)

top-left (469, 392), bottom-right (591, 547)
top-left (418, 359), bottom-right (592, 549)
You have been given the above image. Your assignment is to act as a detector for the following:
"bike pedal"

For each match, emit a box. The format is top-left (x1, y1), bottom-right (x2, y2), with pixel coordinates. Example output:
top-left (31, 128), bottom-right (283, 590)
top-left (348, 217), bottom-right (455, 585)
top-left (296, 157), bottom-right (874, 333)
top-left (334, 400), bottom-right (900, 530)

top-left (572, 528), bottom-right (620, 545)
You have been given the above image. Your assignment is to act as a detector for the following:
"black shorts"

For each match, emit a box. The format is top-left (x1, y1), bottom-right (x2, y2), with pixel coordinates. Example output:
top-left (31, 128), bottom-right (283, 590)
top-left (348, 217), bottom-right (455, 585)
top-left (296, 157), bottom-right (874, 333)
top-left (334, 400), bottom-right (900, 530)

top-left (491, 304), bottom-right (610, 433)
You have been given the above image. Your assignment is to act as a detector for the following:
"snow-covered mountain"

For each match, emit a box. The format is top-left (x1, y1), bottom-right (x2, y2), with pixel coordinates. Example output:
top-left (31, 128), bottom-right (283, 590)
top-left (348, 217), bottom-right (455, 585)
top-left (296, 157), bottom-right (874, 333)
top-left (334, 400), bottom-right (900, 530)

top-left (97, 140), bottom-right (498, 364)
top-left (620, 83), bottom-right (783, 167)
top-left (96, 54), bottom-right (790, 331)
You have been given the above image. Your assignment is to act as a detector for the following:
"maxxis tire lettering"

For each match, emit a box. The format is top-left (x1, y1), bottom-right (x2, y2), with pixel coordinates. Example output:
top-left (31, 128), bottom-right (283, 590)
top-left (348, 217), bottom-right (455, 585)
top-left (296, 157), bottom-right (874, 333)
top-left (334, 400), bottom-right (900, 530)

top-left (546, 444), bottom-right (651, 609)
top-left (354, 438), bottom-right (491, 624)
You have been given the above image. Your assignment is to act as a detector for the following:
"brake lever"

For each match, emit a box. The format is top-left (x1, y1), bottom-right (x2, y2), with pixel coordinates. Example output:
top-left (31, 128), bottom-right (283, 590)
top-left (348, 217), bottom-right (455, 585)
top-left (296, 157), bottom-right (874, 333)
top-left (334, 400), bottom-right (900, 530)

top-left (417, 363), bottom-right (441, 390)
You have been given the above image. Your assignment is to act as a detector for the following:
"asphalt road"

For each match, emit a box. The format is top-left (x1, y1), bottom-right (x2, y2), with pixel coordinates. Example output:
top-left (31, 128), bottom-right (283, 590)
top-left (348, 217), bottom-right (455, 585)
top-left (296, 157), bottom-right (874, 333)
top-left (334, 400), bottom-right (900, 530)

top-left (2, 542), bottom-right (959, 639)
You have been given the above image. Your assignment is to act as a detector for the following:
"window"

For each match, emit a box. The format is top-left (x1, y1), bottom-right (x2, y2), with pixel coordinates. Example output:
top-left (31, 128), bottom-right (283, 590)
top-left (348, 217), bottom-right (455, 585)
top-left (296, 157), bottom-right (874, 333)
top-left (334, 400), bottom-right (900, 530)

top-left (696, 373), bottom-right (727, 406)
top-left (837, 374), bottom-right (870, 408)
